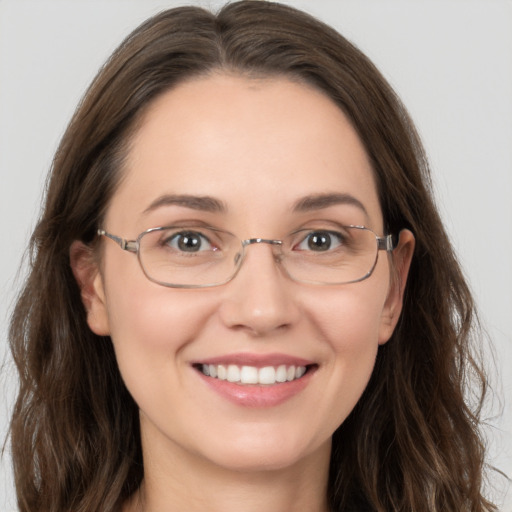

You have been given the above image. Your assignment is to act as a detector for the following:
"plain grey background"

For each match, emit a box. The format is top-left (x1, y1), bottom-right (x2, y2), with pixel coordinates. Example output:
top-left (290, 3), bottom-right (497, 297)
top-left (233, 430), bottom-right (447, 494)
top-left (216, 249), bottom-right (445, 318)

top-left (1, 1), bottom-right (511, 510)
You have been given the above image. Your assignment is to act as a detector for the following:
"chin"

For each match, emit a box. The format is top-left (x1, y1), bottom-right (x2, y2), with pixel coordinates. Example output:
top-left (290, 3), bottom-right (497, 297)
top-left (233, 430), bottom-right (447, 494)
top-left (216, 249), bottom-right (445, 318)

top-left (198, 429), bottom-right (331, 474)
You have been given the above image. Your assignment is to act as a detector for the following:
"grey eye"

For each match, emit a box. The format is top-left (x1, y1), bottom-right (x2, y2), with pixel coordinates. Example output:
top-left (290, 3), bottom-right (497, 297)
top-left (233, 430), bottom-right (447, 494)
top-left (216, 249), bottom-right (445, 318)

top-left (166, 231), bottom-right (213, 252)
top-left (297, 231), bottom-right (343, 252)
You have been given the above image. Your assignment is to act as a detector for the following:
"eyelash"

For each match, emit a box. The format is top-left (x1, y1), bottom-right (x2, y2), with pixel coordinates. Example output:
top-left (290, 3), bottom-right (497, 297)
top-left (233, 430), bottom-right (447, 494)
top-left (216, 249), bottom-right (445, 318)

top-left (161, 230), bottom-right (217, 252)
top-left (293, 230), bottom-right (346, 252)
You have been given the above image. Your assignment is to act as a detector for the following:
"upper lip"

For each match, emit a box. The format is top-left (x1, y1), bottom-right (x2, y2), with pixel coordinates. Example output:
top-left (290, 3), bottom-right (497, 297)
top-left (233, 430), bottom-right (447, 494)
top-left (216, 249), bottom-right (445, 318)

top-left (191, 352), bottom-right (315, 368)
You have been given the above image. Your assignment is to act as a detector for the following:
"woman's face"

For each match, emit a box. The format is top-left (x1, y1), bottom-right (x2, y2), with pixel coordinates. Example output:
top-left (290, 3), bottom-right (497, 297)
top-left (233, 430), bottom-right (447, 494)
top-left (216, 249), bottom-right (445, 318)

top-left (80, 74), bottom-right (412, 475)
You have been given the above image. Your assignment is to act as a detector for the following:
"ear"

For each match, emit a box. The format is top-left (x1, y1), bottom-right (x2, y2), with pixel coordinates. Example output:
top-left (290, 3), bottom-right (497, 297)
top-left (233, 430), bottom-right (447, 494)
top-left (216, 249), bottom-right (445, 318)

top-left (378, 229), bottom-right (415, 345)
top-left (70, 240), bottom-right (110, 336)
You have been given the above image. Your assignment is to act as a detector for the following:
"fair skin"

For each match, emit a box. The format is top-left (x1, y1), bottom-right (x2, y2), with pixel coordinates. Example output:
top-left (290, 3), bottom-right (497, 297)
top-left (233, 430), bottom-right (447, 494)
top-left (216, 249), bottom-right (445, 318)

top-left (71, 74), bottom-right (414, 512)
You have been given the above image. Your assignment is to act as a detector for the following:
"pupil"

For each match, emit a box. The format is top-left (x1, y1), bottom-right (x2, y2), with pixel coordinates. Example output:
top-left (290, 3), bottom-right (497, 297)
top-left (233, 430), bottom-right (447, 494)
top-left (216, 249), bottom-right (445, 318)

top-left (178, 233), bottom-right (201, 252)
top-left (308, 233), bottom-right (330, 251)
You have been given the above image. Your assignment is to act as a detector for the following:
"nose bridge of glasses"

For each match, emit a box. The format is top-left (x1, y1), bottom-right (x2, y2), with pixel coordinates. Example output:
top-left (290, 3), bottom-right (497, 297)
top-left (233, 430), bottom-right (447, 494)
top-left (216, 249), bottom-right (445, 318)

top-left (241, 238), bottom-right (283, 247)
top-left (235, 238), bottom-right (284, 270)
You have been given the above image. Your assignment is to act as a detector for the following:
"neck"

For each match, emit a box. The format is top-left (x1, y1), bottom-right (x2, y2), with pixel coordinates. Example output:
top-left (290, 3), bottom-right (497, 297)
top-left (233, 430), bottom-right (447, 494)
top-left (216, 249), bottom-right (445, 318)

top-left (124, 434), bottom-right (331, 512)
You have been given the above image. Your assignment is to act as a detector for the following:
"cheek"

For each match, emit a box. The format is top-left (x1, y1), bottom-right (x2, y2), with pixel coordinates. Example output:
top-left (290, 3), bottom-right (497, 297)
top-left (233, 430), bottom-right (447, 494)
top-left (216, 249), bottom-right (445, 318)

top-left (311, 278), bottom-right (388, 354)
top-left (301, 277), bottom-right (389, 426)
top-left (101, 260), bottom-right (217, 389)
top-left (319, 291), bottom-right (383, 380)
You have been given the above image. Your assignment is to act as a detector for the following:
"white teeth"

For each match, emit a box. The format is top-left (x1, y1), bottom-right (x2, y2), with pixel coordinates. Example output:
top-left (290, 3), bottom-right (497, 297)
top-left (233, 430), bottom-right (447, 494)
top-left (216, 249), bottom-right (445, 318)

top-left (217, 365), bottom-right (227, 380)
top-left (227, 365), bottom-right (240, 383)
top-left (275, 365), bottom-right (287, 383)
top-left (240, 366), bottom-right (259, 384)
top-left (259, 366), bottom-right (276, 385)
top-left (199, 363), bottom-right (308, 385)
top-left (295, 366), bottom-right (306, 378)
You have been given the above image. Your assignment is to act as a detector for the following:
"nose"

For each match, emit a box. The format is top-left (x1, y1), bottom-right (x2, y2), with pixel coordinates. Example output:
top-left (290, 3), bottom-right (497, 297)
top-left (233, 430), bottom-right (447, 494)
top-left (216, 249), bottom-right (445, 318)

top-left (218, 241), bottom-right (301, 337)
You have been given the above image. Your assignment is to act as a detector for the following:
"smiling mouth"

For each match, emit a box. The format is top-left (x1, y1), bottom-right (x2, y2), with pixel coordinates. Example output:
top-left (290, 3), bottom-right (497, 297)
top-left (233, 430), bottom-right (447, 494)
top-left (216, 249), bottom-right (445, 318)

top-left (194, 364), bottom-right (314, 385)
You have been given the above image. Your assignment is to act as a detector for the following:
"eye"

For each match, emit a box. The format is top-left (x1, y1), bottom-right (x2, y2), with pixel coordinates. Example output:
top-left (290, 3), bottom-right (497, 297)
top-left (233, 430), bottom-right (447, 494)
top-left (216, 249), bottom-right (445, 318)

top-left (295, 230), bottom-right (344, 252)
top-left (164, 231), bottom-right (215, 253)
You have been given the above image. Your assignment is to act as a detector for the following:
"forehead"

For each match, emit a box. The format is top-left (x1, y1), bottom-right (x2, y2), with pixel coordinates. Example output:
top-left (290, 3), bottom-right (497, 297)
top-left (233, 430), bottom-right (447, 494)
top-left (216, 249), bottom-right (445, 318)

top-left (107, 73), bottom-right (382, 232)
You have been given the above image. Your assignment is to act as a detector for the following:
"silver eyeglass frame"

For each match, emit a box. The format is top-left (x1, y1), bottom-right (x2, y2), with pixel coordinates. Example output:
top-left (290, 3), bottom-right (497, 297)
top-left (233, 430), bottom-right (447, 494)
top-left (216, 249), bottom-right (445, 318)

top-left (97, 226), bottom-right (396, 288)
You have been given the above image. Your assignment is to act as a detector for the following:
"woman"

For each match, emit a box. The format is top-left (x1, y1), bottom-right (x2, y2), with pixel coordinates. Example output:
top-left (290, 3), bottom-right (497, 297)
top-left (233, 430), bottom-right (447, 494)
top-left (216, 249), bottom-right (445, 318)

top-left (8, 1), bottom-right (497, 511)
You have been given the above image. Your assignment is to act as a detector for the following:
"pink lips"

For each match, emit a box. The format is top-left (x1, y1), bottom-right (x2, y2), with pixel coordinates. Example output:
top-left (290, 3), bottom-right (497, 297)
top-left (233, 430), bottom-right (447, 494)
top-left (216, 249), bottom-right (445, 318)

top-left (192, 352), bottom-right (316, 408)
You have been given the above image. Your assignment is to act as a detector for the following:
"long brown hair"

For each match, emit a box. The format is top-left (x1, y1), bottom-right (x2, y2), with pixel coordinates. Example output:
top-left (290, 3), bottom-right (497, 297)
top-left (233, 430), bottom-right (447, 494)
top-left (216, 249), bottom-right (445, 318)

top-left (8, 2), bottom-right (496, 510)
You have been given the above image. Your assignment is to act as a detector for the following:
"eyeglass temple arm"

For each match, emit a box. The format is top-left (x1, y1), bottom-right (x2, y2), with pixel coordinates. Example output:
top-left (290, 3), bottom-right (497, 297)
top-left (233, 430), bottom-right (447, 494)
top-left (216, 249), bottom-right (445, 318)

top-left (97, 229), bottom-right (138, 252)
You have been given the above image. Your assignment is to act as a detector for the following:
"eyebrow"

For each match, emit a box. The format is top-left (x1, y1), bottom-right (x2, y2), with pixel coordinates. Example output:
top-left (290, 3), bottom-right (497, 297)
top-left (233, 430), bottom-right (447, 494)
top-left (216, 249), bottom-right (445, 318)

top-left (142, 192), bottom-right (368, 217)
top-left (143, 194), bottom-right (227, 214)
top-left (292, 193), bottom-right (368, 216)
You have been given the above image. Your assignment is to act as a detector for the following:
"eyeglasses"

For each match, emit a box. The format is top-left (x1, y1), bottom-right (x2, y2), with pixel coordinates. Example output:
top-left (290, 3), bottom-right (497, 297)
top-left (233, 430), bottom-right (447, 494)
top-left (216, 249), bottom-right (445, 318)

top-left (97, 225), bottom-right (395, 288)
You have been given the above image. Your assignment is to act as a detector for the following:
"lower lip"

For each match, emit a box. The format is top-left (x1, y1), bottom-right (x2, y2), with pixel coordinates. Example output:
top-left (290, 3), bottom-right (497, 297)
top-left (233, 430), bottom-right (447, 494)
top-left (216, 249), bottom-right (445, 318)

top-left (196, 368), bottom-right (315, 408)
